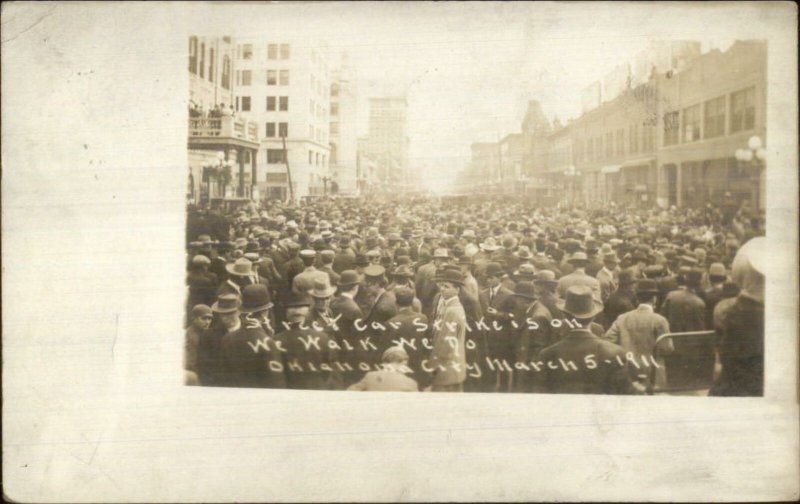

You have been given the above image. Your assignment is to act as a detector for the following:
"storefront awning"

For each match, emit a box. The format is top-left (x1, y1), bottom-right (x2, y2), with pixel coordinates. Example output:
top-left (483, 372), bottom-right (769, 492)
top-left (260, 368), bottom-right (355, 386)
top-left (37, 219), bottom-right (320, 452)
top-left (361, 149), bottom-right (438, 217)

top-left (601, 164), bottom-right (622, 174)
top-left (621, 156), bottom-right (655, 168)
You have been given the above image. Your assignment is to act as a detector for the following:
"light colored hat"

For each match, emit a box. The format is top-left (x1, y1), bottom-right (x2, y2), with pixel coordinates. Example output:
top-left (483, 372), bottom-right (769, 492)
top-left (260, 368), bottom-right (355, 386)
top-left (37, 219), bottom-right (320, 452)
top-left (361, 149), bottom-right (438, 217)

top-left (382, 346), bottom-right (409, 364)
top-left (433, 248), bottom-right (449, 259)
top-left (299, 249), bottom-right (317, 259)
top-left (225, 257), bottom-right (253, 277)
top-left (309, 276), bottom-right (337, 298)
top-left (480, 237), bottom-right (500, 251)
top-left (192, 255), bottom-right (211, 266)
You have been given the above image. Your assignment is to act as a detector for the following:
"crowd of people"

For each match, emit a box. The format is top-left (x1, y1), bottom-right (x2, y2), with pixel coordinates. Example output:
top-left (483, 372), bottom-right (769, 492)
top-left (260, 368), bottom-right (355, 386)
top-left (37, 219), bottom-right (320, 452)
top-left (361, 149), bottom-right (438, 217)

top-left (184, 194), bottom-right (766, 396)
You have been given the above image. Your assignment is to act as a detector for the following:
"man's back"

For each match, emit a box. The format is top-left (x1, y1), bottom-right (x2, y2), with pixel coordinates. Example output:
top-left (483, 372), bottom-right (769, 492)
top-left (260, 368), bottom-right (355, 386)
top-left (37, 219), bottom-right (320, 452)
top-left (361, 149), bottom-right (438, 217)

top-left (661, 288), bottom-right (706, 332)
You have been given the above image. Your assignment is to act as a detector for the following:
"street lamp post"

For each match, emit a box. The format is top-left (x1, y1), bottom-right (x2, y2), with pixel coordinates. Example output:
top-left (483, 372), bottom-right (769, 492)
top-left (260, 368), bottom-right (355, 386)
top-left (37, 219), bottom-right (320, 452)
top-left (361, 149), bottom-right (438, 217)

top-left (734, 135), bottom-right (766, 209)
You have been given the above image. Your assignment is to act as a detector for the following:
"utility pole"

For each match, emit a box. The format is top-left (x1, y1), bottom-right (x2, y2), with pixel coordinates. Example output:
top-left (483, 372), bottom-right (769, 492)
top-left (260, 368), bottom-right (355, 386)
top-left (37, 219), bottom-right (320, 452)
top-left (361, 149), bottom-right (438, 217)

top-left (282, 134), bottom-right (295, 204)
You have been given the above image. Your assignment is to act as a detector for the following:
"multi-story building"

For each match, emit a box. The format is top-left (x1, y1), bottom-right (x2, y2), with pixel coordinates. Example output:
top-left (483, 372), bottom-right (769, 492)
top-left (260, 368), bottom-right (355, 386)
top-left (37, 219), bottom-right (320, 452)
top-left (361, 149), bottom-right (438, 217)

top-left (520, 100), bottom-right (552, 201)
top-left (468, 142), bottom-right (500, 192)
top-left (499, 133), bottom-right (524, 194)
top-left (188, 36), bottom-right (260, 205)
top-left (232, 38), bottom-right (332, 200)
top-left (654, 40), bottom-right (767, 209)
top-left (329, 54), bottom-right (359, 195)
top-left (366, 97), bottom-right (410, 189)
top-left (545, 121), bottom-right (574, 205)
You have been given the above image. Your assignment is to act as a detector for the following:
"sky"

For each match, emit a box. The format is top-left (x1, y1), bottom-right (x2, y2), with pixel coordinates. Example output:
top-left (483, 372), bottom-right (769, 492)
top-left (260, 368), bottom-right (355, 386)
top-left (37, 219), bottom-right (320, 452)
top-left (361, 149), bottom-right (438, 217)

top-left (215, 2), bottom-right (763, 192)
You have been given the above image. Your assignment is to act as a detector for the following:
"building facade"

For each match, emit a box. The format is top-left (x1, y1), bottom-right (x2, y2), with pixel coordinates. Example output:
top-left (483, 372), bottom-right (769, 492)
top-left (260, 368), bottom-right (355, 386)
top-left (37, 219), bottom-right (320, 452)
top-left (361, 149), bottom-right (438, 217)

top-left (232, 38), bottom-right (332, 201)
top-left (188, 36), bottom-right (260, 206)
top-left (329, 55), bottom-right (359, 195)
top-left (365, 97), bottom-right (410, 190)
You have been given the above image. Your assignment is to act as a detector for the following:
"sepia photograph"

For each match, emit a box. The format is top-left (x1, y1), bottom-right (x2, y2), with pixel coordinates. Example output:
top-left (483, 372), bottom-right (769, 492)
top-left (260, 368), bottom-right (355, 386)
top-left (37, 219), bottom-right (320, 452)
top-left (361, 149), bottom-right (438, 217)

top-left (185, 33), bottom-right (767, 396)
top-left (3, 2), bottom-right (797, 502)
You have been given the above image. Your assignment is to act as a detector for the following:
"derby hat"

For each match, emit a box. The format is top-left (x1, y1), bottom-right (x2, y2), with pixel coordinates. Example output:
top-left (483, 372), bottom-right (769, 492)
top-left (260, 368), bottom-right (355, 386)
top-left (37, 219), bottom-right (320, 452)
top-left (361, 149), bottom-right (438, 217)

top-left (515, 263), bottom-right (536, 278)
top-left (226, 257), bottom-right (254, 277)
top-left (310, 277), bottom-right (337, 299)
top-left (708, 262), bottom-right (727, 279)
top-left (643, 264), bottom-right (664, 278)
top-left (512, 281), bottom-right (537, 300)
top-left (212, 293), bottom-right (241, 314)
top-left (338, 270), bottom-right (360, 287)
top-left (485, 262), bottom-right (504, 278)
top-left (515, 246), bottom-right (534, 260)
top-left (241, 284), bottom-right (273, 313)
top-left (556, 286), bottom-right (604, 319)
top-left (533, 270), bottom-right (558, 285)
top-left (635, 279), bottom-right (659, 296)
top-left (284, 291), bottom-right (312, 308)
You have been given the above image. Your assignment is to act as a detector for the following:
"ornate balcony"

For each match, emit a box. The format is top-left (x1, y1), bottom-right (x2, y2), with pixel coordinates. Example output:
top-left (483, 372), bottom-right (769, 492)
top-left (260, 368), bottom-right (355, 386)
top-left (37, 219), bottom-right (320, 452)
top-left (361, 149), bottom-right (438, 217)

top-left (188, 111), bottom-right (259, 150)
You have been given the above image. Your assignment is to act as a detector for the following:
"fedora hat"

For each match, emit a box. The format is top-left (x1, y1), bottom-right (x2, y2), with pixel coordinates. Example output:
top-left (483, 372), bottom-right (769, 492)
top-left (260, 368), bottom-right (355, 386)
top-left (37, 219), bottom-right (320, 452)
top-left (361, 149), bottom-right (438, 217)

top-left (436, 268), bottom-right (464, 286)
top-left (241, 284), bottom-right (273, 313)
top-left (533, 270), bottom-right (558, 285)
top-left (512, 281), bottom-right (536, 300)
top-left (602, 252), bottom-right (620, 264)
top-left (515, 246), bottom-right (533, 260)
top-left (567, 252), bottom-right (589, 265)
top-left (432, 248), bottom-right (449, 259)
top-left (515, 263), bottom-right (536, 278)
top-left (310, 277), bottom-right (337, 299)
top-left (556, 286), bottom-right (604, 319)
top-left (392, 265), bottom-right (414, 278)
top-left (226, 257), bottom-right (254, 277)
top-left (480, 237), bottom-right (500, 252)
top-left (212, 293), bottom-right (241, 314)
top-left (338, 270), bottom-right (360, 287)
top-left (243, 252), bottom-right (262, 265)
top-left (635, 278), bottom-right (659, 296)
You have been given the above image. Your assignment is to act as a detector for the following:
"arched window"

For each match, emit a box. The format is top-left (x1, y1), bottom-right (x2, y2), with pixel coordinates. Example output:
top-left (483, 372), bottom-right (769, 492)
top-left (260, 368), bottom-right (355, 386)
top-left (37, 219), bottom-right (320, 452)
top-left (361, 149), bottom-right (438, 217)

top-left (189, 37), bottom-right (198, 74)
top-left (221, 56), bottom-right (231, 90)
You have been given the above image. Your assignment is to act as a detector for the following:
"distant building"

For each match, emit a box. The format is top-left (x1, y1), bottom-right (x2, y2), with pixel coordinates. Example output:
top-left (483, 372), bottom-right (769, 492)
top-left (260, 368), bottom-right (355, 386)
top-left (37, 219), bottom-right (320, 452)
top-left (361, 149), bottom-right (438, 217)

top-left (329, 54), bottom-right (359, 195)
top-left (468, 142), bottom-right (500, 192)
top-left (499, 133), bottom-right (524, 194)
top-left (520, 100), bottom-right (552, 201)
top-left (365, 97), bottom-right (410, 190)
top-left (232, 38), bottom-right (332, 200)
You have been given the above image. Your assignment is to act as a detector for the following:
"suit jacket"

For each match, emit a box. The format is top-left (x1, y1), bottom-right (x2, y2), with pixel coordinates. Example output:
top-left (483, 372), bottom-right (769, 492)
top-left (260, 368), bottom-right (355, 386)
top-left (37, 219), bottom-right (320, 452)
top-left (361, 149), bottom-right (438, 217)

top-left (429, 295), bottom-right (467, 386)
top-left (220, 321), bottom-right (286, 389)
top-left (709, 296), bottom-right (764, 396)
top-left (557, 269), bottom-right (602, 302)
top-left (605, 304), bottom-right (671, 389)
top-left (319, 265), bottom-right (341, 286)
top-left (347, 367), bottom-right (419, 392)
top-left (660, 288), bottom-right (707, 332)
top-left (366, 289), bottom-right (398, 324)
top-left (596, 267), bottom-right (619, 303)
top-left (536, 329), bottom-right (633, 395)
top-left (292, 267), bottom-right (328, 294)
top-left (276, 325), bottom-right (342, 390)
top-left (332, 248), bottom-right (355, 273)
top-left (414, 261), bottom-right (438, 311)
top-left (603, 288), bottom-right (637, 329)
top-left (330, 293), bottom-right (366, 376)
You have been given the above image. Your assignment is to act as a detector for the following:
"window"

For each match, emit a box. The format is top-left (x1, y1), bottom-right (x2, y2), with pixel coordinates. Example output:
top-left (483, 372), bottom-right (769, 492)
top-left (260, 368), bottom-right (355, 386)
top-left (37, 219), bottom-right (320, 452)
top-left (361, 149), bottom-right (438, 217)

top-left (240, 96), bottom-right (251, 112)
top-left (730, 87), bottom-right (755, 133)
top-left (266, 123), bottom-right (276, 138)
top-left (189, 37), bottom-right (198, 74)
top-left (331, 103), bottom-right (338, 116)
top-left (266, 96), bottom-right (276, 111)
top-left (221, 56), bottom-right (231, 90)
top-left (308, 150), bottom-right (313, 164)
top-left (267, 149), bottom-right (286, 164)
top-left (280, 44), bottom-right (290, 59)
top-left (241, 44), bottom-right (253, 60)
top-left (322, 155), bottom-right (326, 167)
top-left (330, 122), bottom-right (339, 134)
top-left (630, 123), bottom-right (639, 153)
top-left (279, 70), bottom-right (289, 86)
top-left (208, 48), bottom-right (215, 83)
top-left (267, 44), bottom-right (278, 60)
top-left (279, 96), bottom-right (288, 111)
top-left (605, 132), bottom-right (613, 159)
top-left (199, 43), bottom-right (205, 78)
top-left (704, 96), bottom-right (726, 139)
top-left (331, 83), bottom-right (339, 97)
top-left (663, 111), bottom-right (679, 146)
top-left (267, 70), bottom-right (277, 85)
top-left (278, 122), bottom-right (288, 138)
top-left (316, 153), bottom-right (320, 166)
top-left (240, 70), bottom-right (251, 86)
top-left (682, 104), bottom-right (701, 142)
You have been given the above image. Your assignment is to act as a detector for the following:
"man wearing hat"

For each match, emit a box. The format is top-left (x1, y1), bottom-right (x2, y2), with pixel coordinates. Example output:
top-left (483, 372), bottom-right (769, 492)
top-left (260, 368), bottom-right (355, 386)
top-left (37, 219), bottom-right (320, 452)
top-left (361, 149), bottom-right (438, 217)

top-left (596, 252), bottom-right (621, 303)
top-left (306, 276), bottom-right (338, 331)
top-left (364, 264), bottom-right (398, 326)
top-left (703, 262), bottom-right (730, 327)
top-left (292, 249), bottom-right (327, 295)
top-left (710, 236), bottom-right (765, 396)
top-left (317, 249), bottom-right (341, 287)
top-left (557, 252), bottom-right (602, 303)
top-left (661, 268), bottom-right (707, 333)
top-left (217, 257), bottom-right (262, 298)
top-left (605, 279), bottom-right (672, 393)
top-left (187, 254), bottom-right (219, 311)
top-left (500, 281), bottom-right (538, 392)
top-left (347, 346), bottom-right (419, 392)
top-left (275, 291), bottom-right (342, 390)
top-left (477, 262), bottom-right (515, 392)
top-left (386, 265), bottom-right (423, 313)
top-left (603, 269), bottom-right (638, 330)
top-left (415, 248), bottom-right (448, 315)
top-left (220, 285), bottom-right (285, 389)
top-left (384, 286), bottom-right (430, 387)
top-left (428, 269), bottom-right (468, 392)
top-left (333, 236), bottom-right (356, 273)
top-left (197, 293), bottom-right (241, 386)
top-left (330, 270), bottom-right (365, 387)
top-left (535, 286), bottom-right (633, 395)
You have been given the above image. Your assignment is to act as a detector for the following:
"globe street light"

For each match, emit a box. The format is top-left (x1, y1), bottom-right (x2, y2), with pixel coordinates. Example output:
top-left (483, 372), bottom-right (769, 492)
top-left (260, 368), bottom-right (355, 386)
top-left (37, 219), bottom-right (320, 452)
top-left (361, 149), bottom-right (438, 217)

top-left (734, 135), bottom-right (766, 209)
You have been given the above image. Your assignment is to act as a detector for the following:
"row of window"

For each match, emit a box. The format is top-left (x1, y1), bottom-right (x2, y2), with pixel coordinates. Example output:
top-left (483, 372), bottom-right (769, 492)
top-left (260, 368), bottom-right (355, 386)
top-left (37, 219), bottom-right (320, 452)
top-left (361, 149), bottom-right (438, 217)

top-left (237, 43), bottom-right (290, 60)
top-left (308, 99), bottom-right (328, 120)
top-left (308, 150), bottom-right (327, 168)
top-left (235, 69), bottom-right (291, 86)
top-left (664, 86), bottom-right (756, 146)
top-left (265, 122), bottom-right (288, 138)
top-left (188, 38), bottom-right (231, 89)
top-left (265, 149), bottom-right (328, 167)
top-left (235, 96), bottom-right (290, 112)
top-left (310, 74), bottom-right (328, 98)
top-left (308, 125), bottom-right (327, 144)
